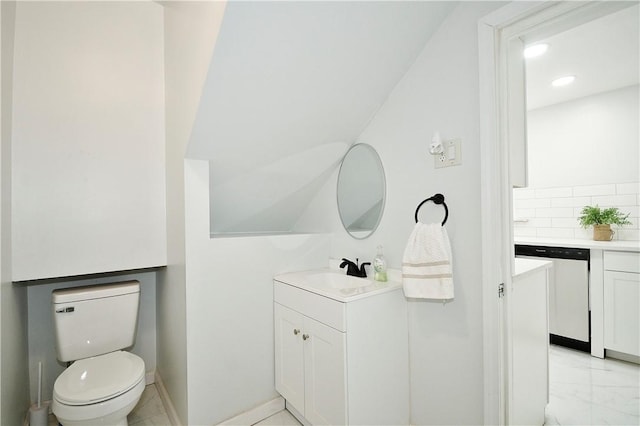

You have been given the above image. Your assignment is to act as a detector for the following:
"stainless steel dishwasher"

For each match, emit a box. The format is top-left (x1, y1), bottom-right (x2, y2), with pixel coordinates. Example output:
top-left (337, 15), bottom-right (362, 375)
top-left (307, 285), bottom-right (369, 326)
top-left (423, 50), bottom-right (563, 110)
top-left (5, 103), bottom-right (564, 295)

top-left (515, 245), bottom-right (590, 352)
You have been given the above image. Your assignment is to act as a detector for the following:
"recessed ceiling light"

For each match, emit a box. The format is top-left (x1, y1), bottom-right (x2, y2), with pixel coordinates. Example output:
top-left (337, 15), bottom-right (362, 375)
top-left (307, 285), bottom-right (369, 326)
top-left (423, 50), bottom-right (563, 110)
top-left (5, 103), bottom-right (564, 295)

top-left (551, 75), bottom-right (576, 87)
top-left (524, 43), bottom-right (549, 59)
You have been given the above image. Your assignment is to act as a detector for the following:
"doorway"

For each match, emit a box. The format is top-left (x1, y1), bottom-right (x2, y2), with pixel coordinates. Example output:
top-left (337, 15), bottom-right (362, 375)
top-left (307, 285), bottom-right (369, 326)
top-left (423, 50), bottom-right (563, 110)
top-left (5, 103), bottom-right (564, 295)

top-left (479, 1), bottom-right (638, 424)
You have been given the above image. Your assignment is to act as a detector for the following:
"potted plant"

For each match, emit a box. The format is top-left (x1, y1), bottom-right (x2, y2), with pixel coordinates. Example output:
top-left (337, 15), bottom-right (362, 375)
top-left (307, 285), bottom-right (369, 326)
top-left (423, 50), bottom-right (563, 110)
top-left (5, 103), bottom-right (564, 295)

top-left (578, 205), bottom-right (631, 241)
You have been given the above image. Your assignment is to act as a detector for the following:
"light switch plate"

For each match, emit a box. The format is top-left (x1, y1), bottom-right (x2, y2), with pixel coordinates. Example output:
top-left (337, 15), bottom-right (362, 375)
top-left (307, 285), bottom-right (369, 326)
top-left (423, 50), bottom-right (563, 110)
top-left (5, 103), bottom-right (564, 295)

top-left (434, 138), bottom-right (462, 168)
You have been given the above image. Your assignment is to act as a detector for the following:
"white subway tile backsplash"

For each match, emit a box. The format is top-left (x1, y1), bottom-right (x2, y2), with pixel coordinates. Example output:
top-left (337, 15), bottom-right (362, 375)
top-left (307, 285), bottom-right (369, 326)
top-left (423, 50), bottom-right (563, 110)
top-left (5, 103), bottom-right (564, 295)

top-left (574, 228), bottom-right (592, 240)
top-left (551, 196), bottom-right (592, 208)
top-left (535, 187), bottom-right (572, 198)
top-left (573, 184), bottom-right (616, 197)
top-left (513, 182), bottom-right (639, 241)
top-left (531, 218), bottom-right (552, 228)
top-left (616, 182), bottom-right (640, 195)
top-left (550, 197), bottom-right (574, 207)
top-left (513, 208), bottom-right (536, 219)
top-left (518, 198), bottom-right (551, 209)
top-left (625, 217), bottom-right (639, 230)
top-left (552, 218), bottom-right (579, 228)
top-left (617, 229), bottom-right (640, 241)
top-left (514, 227), bottom-right (537, 237)
top-left (591, 194), bottom-right (637, 207)
top-left (537, 228), bottom-right (574, 238)
top-left (536, 207), bottom-right (574, 218)
top-left (513, 188), bottom-right (536, 199)
top-left (589, 195), bottom-right (615, 206)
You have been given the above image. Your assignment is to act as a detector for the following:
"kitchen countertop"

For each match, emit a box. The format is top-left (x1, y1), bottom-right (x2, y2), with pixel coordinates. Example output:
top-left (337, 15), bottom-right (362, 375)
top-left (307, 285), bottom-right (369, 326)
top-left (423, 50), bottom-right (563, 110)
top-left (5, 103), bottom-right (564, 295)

top-left (513, 258), bottom-right (552, 279)
top-left (515, 237), bottom-right (640, 252)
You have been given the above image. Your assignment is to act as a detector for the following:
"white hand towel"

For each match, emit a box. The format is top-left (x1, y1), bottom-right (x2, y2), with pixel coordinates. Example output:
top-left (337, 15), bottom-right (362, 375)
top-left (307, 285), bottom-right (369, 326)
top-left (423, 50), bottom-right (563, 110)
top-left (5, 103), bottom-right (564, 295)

top-left (402, 222), bottom-right (454, 300)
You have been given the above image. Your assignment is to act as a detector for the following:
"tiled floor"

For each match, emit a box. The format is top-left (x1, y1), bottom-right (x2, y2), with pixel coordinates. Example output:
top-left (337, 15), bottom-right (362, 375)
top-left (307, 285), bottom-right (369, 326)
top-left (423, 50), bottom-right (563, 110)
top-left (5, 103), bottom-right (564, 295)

top-left (128, 384), bottom-right (172, 426)
top-left (545, 345), bottom-right (640, 425)
top-left (49, 350), bottom-right (638, 426)
top-left (48, 384), bottom-right (171, 426)
top-left (254, 409), bottom-right (301, 426)
top-left (47, 383), bottom-right (299, 426)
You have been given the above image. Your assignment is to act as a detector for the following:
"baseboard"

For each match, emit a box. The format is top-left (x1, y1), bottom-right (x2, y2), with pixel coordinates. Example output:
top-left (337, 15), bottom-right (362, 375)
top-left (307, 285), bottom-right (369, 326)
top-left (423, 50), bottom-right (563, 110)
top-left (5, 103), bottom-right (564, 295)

top-left (217, 396), bottom-right (285, 425)
top-left (154, 371), bottom-right (183, 426)
top-left (145, 370), bottom-right (155, 385)
top-left (606, 349), bottom-right (640, 364)
top-left (285, 403), bottom-right (310, 426)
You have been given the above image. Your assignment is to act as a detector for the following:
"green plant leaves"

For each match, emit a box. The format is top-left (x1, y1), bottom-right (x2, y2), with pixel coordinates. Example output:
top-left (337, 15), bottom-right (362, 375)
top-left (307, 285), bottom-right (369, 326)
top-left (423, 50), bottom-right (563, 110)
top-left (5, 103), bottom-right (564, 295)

top-left (578, 205), bottom-right (632, 228)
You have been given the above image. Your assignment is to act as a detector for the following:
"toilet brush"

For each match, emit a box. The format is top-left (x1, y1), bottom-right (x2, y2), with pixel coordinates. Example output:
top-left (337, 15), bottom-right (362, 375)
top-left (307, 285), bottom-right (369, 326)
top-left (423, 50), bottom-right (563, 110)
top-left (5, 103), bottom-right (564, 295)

top-left (29, 362), bottom-right (48, 426)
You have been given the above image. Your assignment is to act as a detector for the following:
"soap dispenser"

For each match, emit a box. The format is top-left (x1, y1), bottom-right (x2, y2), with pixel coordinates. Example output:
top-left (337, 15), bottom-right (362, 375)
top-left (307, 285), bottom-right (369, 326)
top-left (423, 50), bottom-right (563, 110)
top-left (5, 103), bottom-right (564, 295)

top-left (373, 245), bottom-right (388, 282)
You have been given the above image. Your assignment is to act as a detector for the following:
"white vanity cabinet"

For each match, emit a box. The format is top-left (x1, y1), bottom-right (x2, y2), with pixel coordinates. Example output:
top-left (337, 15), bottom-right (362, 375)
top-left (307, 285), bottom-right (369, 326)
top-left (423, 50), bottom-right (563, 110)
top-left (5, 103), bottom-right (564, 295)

top-left (274, 303), bottom-right (347, 425)
top-left (604, 251), bottom-right (640, 358)
top-left (273, 277), bottom-right (409, 425)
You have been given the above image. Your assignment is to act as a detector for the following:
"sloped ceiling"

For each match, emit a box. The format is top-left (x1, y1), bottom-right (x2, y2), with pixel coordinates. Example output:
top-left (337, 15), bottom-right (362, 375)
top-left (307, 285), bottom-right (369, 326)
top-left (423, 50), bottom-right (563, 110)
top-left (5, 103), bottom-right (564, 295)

top-left (186, 1), bottom-right (457, 234)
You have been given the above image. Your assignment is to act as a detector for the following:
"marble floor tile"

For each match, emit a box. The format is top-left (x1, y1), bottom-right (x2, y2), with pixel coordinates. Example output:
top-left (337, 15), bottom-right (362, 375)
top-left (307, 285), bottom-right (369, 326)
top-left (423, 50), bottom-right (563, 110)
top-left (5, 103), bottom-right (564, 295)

top-left (129, 384), bottom-right (171, 426)
top-left (545, 345), bottom-right (640, 425)
top-left (254, 409), bottom-right (301, 426)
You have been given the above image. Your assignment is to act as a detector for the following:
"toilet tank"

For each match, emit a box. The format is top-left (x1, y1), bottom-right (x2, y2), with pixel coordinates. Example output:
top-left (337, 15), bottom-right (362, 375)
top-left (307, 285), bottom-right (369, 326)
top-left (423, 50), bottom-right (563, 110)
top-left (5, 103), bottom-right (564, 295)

top-left (52, 281), bottom-right (140, 362)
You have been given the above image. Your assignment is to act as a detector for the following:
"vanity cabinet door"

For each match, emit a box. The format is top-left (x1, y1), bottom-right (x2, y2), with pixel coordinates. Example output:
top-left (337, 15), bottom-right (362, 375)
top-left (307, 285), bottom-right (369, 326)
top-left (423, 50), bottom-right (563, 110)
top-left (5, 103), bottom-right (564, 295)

top-left (274, 303), bottom-right (305, 413)
top-left (303, 316), bottom-right (347, 426)
top-left (604, 271), bottom-right (640, 357)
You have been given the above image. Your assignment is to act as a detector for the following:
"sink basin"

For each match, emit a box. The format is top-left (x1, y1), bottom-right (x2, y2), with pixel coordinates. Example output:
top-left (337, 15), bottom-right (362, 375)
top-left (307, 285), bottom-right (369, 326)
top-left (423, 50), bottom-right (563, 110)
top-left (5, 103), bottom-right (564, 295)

top-left (274, 268), bottom-right (402, 302)
top-left (305, 272), bottom-right (371, 289)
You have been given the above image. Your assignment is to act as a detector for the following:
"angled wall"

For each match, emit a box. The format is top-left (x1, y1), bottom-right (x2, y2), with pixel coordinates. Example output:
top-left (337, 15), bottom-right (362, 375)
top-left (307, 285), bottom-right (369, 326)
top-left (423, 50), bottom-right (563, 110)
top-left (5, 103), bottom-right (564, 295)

top-left (187, 1), bottom-right (457, 235)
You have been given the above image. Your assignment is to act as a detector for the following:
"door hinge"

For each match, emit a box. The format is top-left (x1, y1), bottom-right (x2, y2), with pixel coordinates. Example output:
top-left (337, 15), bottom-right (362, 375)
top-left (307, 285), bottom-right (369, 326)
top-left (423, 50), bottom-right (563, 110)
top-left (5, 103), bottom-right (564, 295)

top-left (498, 283), bottom-right (505, 298)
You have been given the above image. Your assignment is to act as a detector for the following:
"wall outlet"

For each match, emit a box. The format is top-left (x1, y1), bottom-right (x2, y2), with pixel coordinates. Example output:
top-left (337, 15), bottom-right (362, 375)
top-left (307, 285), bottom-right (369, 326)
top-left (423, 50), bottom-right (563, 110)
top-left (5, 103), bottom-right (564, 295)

top-left (434, 138), bottom-right (462, 168)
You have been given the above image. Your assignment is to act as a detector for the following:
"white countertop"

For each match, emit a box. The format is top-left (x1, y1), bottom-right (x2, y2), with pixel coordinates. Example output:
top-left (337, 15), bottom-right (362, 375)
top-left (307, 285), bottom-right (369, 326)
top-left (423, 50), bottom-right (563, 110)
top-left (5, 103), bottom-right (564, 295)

top-left (514, 237), bottom-right (640, 252)
top-left (513, 258), bottom-right (552, 279)
top-left (274, 268), bottom-right (403, 303)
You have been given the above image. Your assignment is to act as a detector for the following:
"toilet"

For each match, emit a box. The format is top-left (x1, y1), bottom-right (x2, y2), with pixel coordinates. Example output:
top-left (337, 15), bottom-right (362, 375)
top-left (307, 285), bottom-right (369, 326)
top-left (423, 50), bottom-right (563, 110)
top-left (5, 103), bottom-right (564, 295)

top-left (51, 281), bottom-right (145, 426)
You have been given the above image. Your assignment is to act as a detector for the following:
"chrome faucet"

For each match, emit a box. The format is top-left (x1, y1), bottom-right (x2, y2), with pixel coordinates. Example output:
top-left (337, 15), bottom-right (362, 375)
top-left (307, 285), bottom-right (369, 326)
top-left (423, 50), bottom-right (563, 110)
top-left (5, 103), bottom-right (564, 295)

top-left (340, 258), bottom-right (370, 278)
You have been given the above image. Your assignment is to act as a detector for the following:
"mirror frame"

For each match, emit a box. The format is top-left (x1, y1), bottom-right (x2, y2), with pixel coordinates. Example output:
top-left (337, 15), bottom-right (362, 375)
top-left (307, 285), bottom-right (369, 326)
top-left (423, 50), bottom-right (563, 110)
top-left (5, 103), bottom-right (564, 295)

top-left (336, 143), bottom-right (386, 240)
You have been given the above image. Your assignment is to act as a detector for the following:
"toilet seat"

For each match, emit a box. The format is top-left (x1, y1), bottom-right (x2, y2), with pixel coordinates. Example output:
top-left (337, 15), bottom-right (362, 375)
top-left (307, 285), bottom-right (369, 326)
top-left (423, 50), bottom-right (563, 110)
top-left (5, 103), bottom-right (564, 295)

top-left (54, 351), bottom-right (145, 406)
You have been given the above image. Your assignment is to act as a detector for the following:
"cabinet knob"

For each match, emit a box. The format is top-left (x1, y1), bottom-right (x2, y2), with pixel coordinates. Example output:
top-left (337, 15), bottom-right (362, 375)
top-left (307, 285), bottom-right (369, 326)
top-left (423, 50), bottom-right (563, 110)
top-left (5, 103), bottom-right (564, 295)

top-left (293, 329), bottom-right (300, 335)
top-left (303, 334), bottom-right (309, 341)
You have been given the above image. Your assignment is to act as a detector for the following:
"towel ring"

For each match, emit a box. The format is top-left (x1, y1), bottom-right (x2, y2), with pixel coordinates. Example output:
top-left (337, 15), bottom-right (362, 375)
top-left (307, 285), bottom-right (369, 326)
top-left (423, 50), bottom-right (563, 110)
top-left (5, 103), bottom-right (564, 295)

top-left (414, 193), bottom-right (448, 225)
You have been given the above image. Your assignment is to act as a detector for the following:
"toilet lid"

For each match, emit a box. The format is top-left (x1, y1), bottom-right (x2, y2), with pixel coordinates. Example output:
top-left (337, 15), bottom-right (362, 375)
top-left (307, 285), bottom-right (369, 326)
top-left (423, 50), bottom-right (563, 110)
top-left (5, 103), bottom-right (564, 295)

top-left (54, 351), bottom-right (145, 406)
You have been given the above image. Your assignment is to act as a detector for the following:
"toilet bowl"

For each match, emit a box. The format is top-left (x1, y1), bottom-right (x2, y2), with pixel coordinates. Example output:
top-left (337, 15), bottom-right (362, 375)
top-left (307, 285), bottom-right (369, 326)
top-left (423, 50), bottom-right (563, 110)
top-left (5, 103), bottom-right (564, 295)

top-left (52, 351), bottom-right (145, 426)
top-left (51, 281), bottom-right (145, 426)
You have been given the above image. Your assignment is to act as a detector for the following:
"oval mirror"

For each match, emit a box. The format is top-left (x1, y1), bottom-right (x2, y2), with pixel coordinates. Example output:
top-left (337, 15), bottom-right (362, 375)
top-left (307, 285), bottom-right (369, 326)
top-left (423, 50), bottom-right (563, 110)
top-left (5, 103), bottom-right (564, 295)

top-left (337, 144), bottom-right (386, 239)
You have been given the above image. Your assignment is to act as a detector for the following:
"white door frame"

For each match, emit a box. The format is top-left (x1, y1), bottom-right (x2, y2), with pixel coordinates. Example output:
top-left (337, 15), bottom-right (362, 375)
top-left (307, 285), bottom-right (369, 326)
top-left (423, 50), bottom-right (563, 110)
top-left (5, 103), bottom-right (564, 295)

top-left (478, 1), bottom-right (635, 424)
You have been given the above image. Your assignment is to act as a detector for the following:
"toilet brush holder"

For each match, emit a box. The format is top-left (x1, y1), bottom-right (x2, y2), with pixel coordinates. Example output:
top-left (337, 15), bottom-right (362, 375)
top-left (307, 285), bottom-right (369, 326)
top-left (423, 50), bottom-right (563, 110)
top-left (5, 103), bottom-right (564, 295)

top-left (29, 402), bottom-right (48, 426)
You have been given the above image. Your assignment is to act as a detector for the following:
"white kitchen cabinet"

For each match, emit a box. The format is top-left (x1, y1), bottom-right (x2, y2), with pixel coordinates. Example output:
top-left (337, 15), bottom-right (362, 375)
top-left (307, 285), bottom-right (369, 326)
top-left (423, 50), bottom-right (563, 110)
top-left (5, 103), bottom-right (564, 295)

top-left (273, 278), bottom-right (409, 425)
top-left (604, 251), bottom-right (640, 357)
top-left (511, 258), bottom-right (551, 426)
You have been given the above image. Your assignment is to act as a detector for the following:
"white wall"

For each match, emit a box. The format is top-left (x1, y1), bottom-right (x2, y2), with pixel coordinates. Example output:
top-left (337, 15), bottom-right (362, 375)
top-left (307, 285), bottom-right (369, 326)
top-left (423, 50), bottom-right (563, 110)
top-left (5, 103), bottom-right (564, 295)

top-left (327, 3), bottom-right (503, 424)
top-left (26, 271), bottom-right (158, 404)
top-left (184, 159), bottom-right (331, 424)
top-left (1, 2), bottom-right (30, 424)
top-left (11, 1), bottom-right (167, 281)
top-left (527, 85), bottom-right (639, 188)
top-left (190, 1), bottom-right (457, 235)
top-left (161, 2), bottom-right (226, 423)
